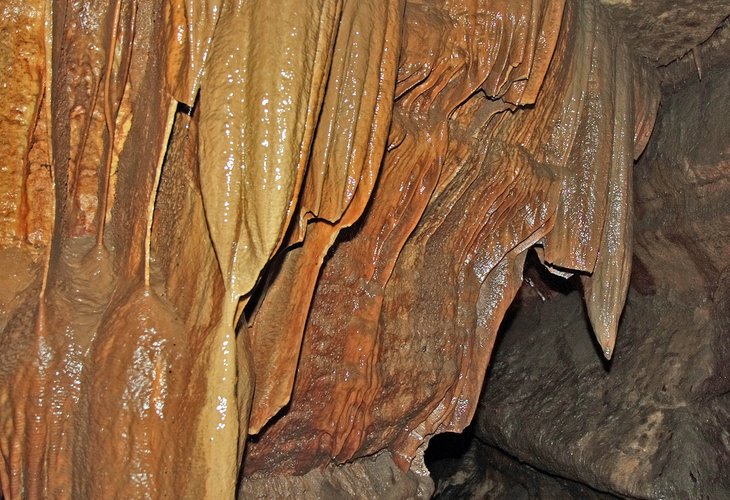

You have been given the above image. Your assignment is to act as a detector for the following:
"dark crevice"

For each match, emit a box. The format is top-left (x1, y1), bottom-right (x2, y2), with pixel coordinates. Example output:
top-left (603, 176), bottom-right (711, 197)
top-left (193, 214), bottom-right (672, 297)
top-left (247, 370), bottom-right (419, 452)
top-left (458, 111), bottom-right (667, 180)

top-left (424, 247), bottom-right (619, 499)
top-left (426, 429), bottom-right (622, 500)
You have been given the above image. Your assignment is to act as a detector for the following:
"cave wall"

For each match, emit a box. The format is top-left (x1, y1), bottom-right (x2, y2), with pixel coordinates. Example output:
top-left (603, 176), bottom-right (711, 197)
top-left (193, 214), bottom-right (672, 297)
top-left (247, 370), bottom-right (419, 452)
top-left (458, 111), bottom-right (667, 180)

top-left (0, 0), bottom-right (664, 497)
top-left (460, 62), bottom-right (730, 498)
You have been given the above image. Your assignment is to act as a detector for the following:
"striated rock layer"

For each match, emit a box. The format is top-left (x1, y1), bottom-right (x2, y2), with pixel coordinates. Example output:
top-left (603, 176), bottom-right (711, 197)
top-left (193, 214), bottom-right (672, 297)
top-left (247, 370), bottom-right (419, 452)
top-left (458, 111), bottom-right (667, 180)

top-left (0, 0), bottom-right (657, 497)
top-left (243, 0), bottom-right (658, 481)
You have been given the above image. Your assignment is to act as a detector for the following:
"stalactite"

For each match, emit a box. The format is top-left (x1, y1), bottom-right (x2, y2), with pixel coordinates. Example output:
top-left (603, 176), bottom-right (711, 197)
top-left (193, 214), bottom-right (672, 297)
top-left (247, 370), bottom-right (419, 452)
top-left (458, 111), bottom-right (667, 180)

top-left (247, 0), bottom-right (404, 435)
top-left (243, 0), bottom-right (567, 476)
top-left (0, 0), bottom-right (659, 497)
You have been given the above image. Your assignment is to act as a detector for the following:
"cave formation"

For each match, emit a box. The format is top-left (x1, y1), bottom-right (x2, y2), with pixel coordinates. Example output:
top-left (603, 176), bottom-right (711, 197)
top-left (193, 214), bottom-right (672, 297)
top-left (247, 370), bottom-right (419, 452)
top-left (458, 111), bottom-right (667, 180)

top-left (0, 0), bottom-right (727, 498)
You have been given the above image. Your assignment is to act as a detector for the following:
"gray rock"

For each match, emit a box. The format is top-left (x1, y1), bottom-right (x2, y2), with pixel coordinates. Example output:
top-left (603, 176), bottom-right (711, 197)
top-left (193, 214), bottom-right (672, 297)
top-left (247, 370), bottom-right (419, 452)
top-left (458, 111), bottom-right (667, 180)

top-left (470, 61), bottom-right (730, 499)
top-left (239, 452), bottom-right (433, 499)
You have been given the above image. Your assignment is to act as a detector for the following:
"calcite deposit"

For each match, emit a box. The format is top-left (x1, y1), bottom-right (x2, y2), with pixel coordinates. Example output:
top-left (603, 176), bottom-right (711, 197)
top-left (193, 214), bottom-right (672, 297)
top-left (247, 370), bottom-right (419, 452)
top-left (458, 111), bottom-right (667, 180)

top-left (0, 0), bottom-right (658, 497)
top-left (451, 65), bottom-right (730, 496)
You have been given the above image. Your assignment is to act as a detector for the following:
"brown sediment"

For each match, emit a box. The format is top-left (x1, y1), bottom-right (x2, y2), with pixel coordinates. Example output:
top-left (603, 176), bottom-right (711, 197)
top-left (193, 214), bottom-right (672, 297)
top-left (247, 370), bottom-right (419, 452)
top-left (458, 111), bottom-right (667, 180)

top-left (0, 0), bottom-right (659, 497)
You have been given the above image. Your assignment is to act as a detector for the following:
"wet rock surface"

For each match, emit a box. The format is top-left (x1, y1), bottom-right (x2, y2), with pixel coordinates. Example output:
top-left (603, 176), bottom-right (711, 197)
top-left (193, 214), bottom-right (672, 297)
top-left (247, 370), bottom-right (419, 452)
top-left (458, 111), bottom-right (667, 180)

top-left (4, 0), bottom-right (729, 497)
top-left (243, 1), bottom-right (659, 482)
top-left (458, 61), bottom-right (730, 499)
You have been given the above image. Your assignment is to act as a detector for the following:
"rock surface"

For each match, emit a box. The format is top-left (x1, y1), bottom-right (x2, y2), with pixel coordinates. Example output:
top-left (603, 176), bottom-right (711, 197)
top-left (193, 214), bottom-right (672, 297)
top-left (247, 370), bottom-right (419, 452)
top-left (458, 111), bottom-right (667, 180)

top-left (658, 15), bottom-right (730, 87)
top-left (599, 0), bottom-right (730, 66)
top-left (468, 61), bottom-right (730, 498)
top-left (243, 0), bottom-right (659, 482)
top-left (0, 0), bottom-right (683, 497)
top-left (240, 452), bottom-right (433, 500)
top-left (428, 431), bottom-right (619, 499)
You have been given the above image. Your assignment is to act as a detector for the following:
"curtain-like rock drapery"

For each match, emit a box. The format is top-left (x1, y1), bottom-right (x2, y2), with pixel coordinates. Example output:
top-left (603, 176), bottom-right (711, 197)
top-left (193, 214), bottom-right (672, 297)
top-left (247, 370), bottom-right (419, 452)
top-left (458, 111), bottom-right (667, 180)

top-left (0, 0), bottom-right (658, 497)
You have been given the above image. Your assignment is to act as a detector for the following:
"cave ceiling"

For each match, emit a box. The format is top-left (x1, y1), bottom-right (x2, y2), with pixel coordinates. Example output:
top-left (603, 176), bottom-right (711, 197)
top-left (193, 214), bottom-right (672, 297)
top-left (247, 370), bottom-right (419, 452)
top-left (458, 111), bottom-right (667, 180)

top-left (600, 0), bottom-right (730, 65)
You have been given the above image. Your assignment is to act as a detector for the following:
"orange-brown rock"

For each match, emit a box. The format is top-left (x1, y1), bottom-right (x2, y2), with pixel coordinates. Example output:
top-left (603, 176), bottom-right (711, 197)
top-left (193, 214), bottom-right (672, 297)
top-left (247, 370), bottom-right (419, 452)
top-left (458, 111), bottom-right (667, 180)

top-left (242, 0), bottom-right (658, 478)
top-left (0, 0), bottom-right (658, 497)
top-left (0, 1), bottom-right (52, 246)
top-left (247, 0), bottom-right (404, 435)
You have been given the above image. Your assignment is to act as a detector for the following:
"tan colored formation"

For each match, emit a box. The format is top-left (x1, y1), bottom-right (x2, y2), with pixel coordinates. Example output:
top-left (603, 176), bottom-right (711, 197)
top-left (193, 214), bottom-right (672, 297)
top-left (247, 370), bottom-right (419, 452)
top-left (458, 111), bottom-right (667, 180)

top-left (0, 0), bottom-right (658, 497)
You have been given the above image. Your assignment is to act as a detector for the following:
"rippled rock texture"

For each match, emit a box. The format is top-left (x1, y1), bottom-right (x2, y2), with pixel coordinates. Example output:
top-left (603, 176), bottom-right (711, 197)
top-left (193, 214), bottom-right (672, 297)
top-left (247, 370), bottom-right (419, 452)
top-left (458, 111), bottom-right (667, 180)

top-left (456, 61), bottom-right (730, 498)
top-left (0, 0), bottom-right (658, 497)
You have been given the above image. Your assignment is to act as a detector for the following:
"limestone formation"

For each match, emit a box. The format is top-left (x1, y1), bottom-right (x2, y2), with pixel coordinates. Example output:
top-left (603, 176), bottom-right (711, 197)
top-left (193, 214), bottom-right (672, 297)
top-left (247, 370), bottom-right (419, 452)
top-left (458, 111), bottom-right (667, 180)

top-left (0, 0), bottom-right (660, 497)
